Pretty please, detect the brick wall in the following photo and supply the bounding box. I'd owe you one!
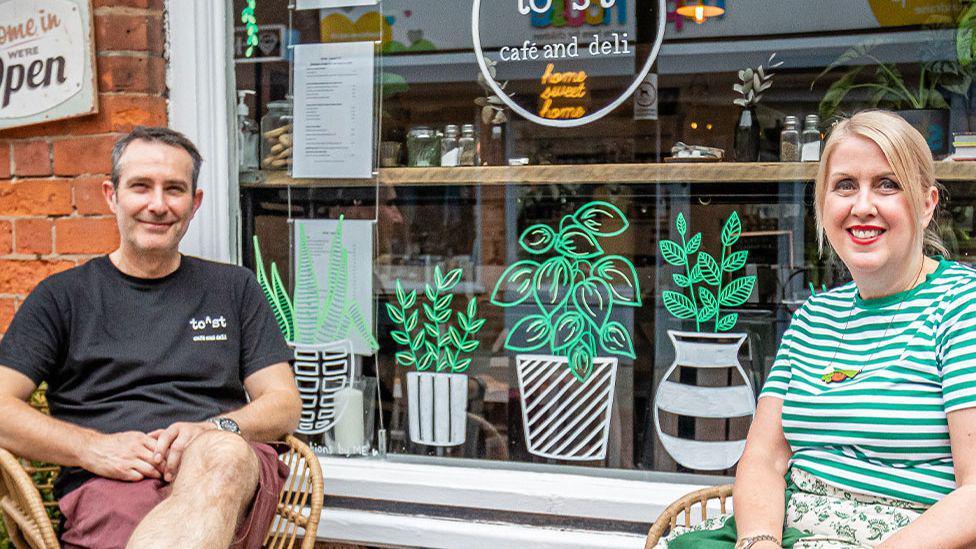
[0,0,167,336]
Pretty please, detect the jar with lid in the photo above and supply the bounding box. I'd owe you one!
[459,124,477,166]
[801,114,822,162]
[780,115,801,162]
[440,124,460,167]
[407,126,440,167]
[260,97,294,170]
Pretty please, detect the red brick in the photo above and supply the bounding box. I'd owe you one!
[53,136,117,176]
[94,13,164,53]
[0,95,167,140]
[0,259,75,295]
[0,143,10,179]
[0,221,11,255]
[12,141,52,177]
[93,0,151,7]
[55,217,119,254]
[97,55,166,94]
[14,219,53,255]
[73,176,113,215]
[0,180,73,216]
[0,297,16,334]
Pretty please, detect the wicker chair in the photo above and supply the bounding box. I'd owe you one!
[644,484,734,549]
[0,434,324,549]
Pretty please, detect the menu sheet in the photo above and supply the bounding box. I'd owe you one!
[293,42,374,179]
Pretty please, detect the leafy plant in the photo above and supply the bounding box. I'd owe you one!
[386,266,486,373]
[734,53,783,108]
[659,211,756,333]
[253,216,379,350]
[476,58,509,125]
[490,201,641,383]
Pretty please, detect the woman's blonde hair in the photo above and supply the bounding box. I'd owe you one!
[814,110,947,257]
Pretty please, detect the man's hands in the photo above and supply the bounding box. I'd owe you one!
[81,431,163,482]
[149,421,218,482]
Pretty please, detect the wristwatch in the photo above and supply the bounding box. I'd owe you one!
[208,416,242,436]
[735,535,779,549]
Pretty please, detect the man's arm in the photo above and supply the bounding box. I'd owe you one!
[0,366,161,481]
[152,362,300,481]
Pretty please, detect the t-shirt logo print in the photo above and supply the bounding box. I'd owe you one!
[189,316,228,342]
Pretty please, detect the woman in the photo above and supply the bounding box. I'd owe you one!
[664,110,976,548]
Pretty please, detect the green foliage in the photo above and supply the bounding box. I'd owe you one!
[386,267,485,373]
[659,212,756,333]
[253,216,379,350]
[491,201,641,382]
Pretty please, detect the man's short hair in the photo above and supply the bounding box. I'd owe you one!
[110,126,203,191]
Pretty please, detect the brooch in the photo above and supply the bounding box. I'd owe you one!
[821,369,859,384]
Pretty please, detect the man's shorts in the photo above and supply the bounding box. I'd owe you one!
[57,442,288,549]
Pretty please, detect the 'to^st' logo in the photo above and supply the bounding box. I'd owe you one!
[189,316,227,330]
[518,0,616,14]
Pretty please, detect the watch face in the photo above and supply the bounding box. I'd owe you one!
[214,417,240,434]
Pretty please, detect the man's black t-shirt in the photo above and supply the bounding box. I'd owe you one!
[0,255,292,497]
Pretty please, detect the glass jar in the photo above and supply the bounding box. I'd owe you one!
[260,98,293,171]
[801,114,822,162]
[440,124,460,167]
[407,126,440,167]
[780,115,800,162]
[459,124,477,166]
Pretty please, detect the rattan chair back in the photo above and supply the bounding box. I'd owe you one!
[644,484,733,549]
[0,448,59,549]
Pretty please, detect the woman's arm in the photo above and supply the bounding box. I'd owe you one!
[878,407,976,549]
[733,396,793,547]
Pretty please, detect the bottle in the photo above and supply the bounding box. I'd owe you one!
[779,115,800,162]
[236,90,259,171]
[440,124,460,167]
[407,126,439,167]
[801,114,822,162]
[260,98,294,170]
[459,124,477,166]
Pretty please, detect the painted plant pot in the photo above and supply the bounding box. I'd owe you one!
[290,339,354,435]
[516,354,618,461]
[653,330,755,470]
[406,371,468,447]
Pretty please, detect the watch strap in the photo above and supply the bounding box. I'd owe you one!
[735,534,779,549]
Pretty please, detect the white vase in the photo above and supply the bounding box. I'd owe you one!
[290,340,354,435]
[406,371,468,447]
[515,354,618,461]
[653,330,755,470]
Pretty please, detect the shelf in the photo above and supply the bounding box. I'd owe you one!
[243,162,976,188]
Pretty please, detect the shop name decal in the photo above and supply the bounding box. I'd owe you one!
[524,0,628,28]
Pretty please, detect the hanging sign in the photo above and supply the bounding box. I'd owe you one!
[234,24,286,63]
[633,72,657,121]
[472,0,665,128]
[0,0,97,130]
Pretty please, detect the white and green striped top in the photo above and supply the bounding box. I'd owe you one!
[760,258,976,506]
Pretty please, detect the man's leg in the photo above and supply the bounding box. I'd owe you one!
[126,431,260,549]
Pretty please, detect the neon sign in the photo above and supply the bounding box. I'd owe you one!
[539,63,588,119]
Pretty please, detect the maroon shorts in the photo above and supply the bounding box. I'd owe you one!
[58,442,288,549]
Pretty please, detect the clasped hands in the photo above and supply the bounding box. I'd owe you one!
[82,421,217,483]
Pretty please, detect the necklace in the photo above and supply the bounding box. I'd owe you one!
[821,259,927,384]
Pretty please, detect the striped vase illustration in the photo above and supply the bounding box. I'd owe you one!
[406,371,468,447]
[653,330,755,470]
[516,354,618,461]
[291,339,354,435]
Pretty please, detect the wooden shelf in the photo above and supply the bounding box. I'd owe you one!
[243,162,976,188]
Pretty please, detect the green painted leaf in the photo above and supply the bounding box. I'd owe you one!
[467,297,477,319]
[600,321,636,359]
[552,311,586,353]
[470,318,487,332]
[690,263,704,283]
[534,256,574,311]
[405,309,418,332]
[433,265,444,288]
[292,225,320,345]
[675,212,687,237]
[424,324,438,338]
[573,277,614,328]
[716,313,738,332]
[460,340,479,353]
[457,311,470,331]
[395,351,415,367]
[722,250,749,272]
[395,279,407,306]
[685,232,702,255]
[490,260,540,307]
[439,267,463,291]
[403,289,417,310]
[519,224,557,254]
[391,330,410,345]
[436,352,452,372]
[438,332,453,348]
[719,276,757,307]
[411,331,426,352]
[417,352,435,371]
[448,326,462,347]
[697,287,718,322]
[505,314,552,352]
[574,201,629,236]
[721,211,742,247]
[454,357,472,373]
[385,302,403,324]
[662,290,696,320]
[347,302,379,352]
[555,224,604,259]
[435,294,453,311]
[425,285,437,303]
[270,263,294,342]
[673,273,691,288]
[697,252,722,285]
[436,309,451,323]
[659,240,686,266]
[423,303,438,323]
[568,334,597,382]
[592,255,641,306]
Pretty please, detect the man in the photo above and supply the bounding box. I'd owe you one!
[0,126,302,548]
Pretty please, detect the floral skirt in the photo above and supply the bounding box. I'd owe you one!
[656,468,928,548]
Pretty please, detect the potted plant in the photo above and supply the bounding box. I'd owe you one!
[654,211,758,471]
[733,53,782,162]
[491,201,640,461]
[386,266,486,447]
[253,216,379,437]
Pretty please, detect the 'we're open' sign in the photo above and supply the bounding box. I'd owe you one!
[0,0,97,131]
